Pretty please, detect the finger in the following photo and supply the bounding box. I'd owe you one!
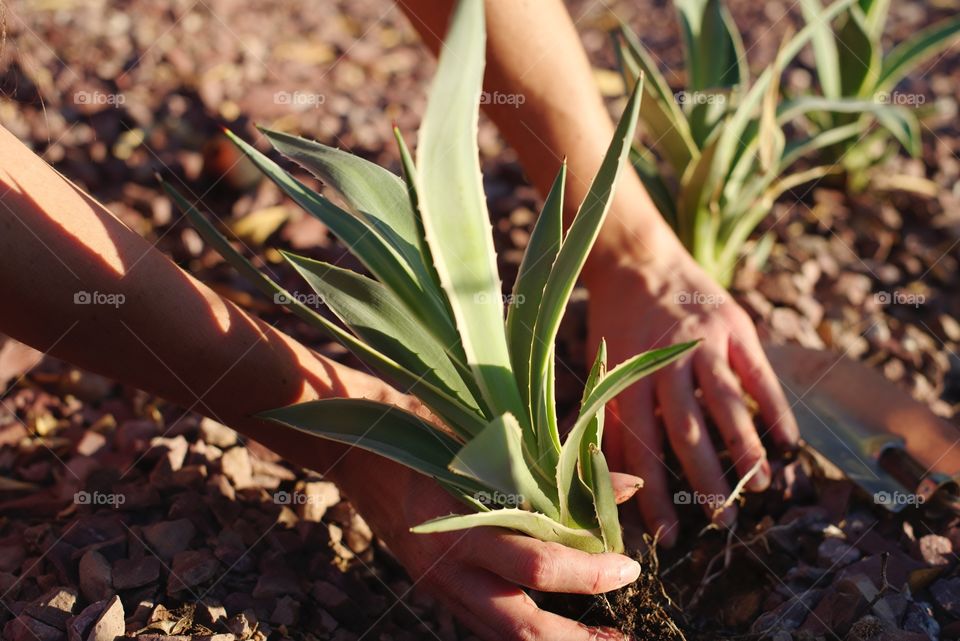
[728,332,800,448]
[441,565,629,641]
[612,381,680,547]
[461,530,641,594]
[656,361,735,527]
[694,347,771,492]
[610,471,644,504]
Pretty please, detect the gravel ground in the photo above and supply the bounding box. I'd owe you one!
[1,0,959,638]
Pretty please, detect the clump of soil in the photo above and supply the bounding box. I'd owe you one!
[599,541,688,641]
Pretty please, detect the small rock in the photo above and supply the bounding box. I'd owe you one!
[270,596,299,626]
[87,595,123,641]
[199,418,238,449]
[918,534,952,566]
[24,586,78,630]
[75,431,108,458]
[112,557,161,590]
[817,538,861,568]
[220,447,253,489]
[297,481,340,522]
[903,600,940,640]
[142,519,195,561]
[147,435,189,471]
[78,550,113,602]
[167,550,220,593]
[196,602,228,627]
[252,569,302,599]
[67,600,107,641]
[3,615,62,641]
[930,576,960,617]
[225,612,254,638]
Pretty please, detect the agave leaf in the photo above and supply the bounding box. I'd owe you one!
[710,0,856,187]
[800,0,841,99]
[779,97,920,155]
[585,444,624,553]
[529,73,644,452]
[557,342,698,523]
[506,163,565,417]
[758,45,786,173]
[675,0,745,141]
[411,509,606,553]
[717,164,836,275]
[858,0,890,39]
[835,8,880,98]
[260,399,487,493]
[578,339,608,489]
[222,130,452,336]
[391,125,480,398]
[614,26,698,174]
[259,128,427,279]
[280,252,483,430]
[262,128,466,354]
[534,346,560,472]
[449,414,559,518]
[877,14,960,92]
[779,120,866,169]
[629,147,677,227]
[415,0,525,423]
[676,135,721,267]
[164,182,487,436]
[675,0,745,91]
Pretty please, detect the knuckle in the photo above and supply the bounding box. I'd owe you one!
[500,616,540,641]
[670,416,703,447]
[521,549,559,588]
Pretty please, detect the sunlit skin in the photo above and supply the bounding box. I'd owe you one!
[0,1,798,639]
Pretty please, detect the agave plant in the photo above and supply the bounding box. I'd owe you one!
[799,0,960,190]
[164,0,695,554]
[612,0,916,286]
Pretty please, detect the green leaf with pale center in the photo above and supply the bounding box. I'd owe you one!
[411,509,606,553]
[415,0,525,424]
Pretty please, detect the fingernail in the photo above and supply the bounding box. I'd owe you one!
[617,559,641,586]
[749,461,771,491]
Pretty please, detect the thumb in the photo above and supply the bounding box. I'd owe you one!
[610,472,644,504]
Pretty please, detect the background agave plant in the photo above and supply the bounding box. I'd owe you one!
[799,0,960,191]
[165,0,695,554]
[612,0,919,286]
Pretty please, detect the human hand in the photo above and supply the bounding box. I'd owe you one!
[333,444,646,641]
[586,250,799,548]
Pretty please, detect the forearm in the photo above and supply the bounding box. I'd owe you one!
[398,0,684,283]
[0,124,402,484]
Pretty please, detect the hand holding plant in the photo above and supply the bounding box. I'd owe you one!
[586,249,799,548]
[168,0,694,557]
